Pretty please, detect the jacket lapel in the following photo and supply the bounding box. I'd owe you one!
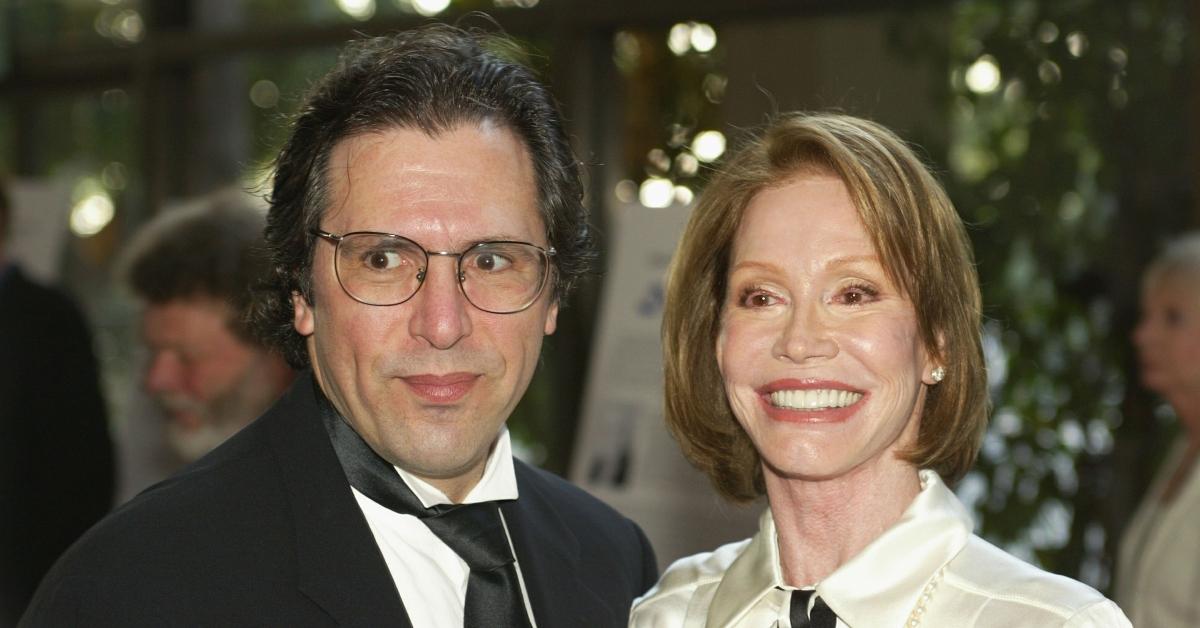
[503,461,618,627]
[266,374,413,627]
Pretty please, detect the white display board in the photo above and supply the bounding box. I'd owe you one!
[6,177,72,283]
[570,202,760,571]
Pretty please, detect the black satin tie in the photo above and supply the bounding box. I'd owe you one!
[789,589,837,628]
[320,395,532,628]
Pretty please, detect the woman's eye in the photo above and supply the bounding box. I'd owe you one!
[838,283,879,305]
[737,288,777,308]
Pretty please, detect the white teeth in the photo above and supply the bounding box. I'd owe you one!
[768,389,863,410]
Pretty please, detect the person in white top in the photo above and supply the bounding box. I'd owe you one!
[1117,233,1200,628]
[632,112,1130,627]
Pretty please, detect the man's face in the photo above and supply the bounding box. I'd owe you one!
[293,123,557,499]
[142,297,289,461]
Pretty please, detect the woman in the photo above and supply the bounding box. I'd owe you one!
[1117,233,1200,628]
[631,112,1129,627]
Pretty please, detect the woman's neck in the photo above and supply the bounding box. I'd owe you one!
[766,459,921,587]
[1166,388,1200,445]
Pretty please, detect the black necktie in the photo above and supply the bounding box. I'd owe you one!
[320,396,532,628]
[789,589,837,628]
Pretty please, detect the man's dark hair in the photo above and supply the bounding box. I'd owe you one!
[249,23,594,369]
[121,192,270,343]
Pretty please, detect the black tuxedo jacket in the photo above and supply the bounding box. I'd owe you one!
[22,374,657,627]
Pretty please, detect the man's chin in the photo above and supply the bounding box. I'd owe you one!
[166,421,240,463]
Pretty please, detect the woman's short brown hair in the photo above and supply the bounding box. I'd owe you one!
[662,112,988,502]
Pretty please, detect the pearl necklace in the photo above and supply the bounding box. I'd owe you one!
[904,567,945,627]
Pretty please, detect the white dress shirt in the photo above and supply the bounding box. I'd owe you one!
[1116,437,1200,628]
[630,470,1130,628]
[351,428,538,628]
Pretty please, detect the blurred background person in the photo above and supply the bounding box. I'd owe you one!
[0,178,114,625]
[632,113,1128,627]
[1117,233,1200,627]
[116,190,295,500]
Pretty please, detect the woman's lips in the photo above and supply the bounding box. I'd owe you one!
[402,373,480,403]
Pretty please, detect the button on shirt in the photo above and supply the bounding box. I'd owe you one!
[351,429,538,628]
[630,470,1130,628]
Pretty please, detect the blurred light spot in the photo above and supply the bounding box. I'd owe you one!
[1059,191,1085,223]
[667,124,691,148]
[412,0,451,16]
[1108,46,1128,70]
[1001,127,1029,159]
[674,185,694,206]
[675,152,699,177]
[1029,499,1071,550]
[1066,31,1089,58]
[691,130,726,162]
[690,23,716,53]
[101,88,129,112]
[647,148,671,173]
[614,179,637,204]
[1002,78,1025,103]
[114,9,144,43]
[70,192,115,237]
[493,0,538,7]
[703,73,727,103]
[965,55,1001,94]
[338,0,376,19]
[101,162,128,190]
[639,177,674,208]
[249,79,280,109]
[667,23,692,56]
[949,144,995,182]
[1060,419,1085,452]
[1037,60,1062,85]
[1036,21,1059,44]
[988,180,1011,201]
[613,31,641,73]
[994,408,1022,436]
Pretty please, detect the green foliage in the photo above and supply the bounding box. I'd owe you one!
[911,0,1193,588]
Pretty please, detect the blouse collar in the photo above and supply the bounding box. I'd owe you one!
[707,470,973,627]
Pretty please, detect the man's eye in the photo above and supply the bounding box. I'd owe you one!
[363,250,405,270]
[472,252,514,272]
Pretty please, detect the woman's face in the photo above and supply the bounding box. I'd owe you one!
[716,173,938,482]
[1133,273,1200,399]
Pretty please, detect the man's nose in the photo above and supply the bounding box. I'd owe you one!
[144,351,183,394]
[407,257,473,349]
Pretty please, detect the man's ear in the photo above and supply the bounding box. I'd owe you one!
[292,291,315,337]
[543,300,559,336]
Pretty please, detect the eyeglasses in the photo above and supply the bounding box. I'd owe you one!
[311,229,556,314]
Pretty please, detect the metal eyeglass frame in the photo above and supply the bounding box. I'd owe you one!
[310,228,556,314]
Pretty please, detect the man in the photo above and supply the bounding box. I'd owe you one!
[0,179,114,624]
[116,193,295,498]
[23,24,657,627]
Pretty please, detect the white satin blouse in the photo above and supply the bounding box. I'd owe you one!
[630,470,1130,628]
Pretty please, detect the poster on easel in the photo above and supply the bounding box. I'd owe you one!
[570,201,760,570]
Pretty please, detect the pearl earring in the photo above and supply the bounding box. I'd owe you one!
[930,366,945,384]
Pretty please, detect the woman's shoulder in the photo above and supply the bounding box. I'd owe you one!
[629,538,752,625]
[939,535,1131,627]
